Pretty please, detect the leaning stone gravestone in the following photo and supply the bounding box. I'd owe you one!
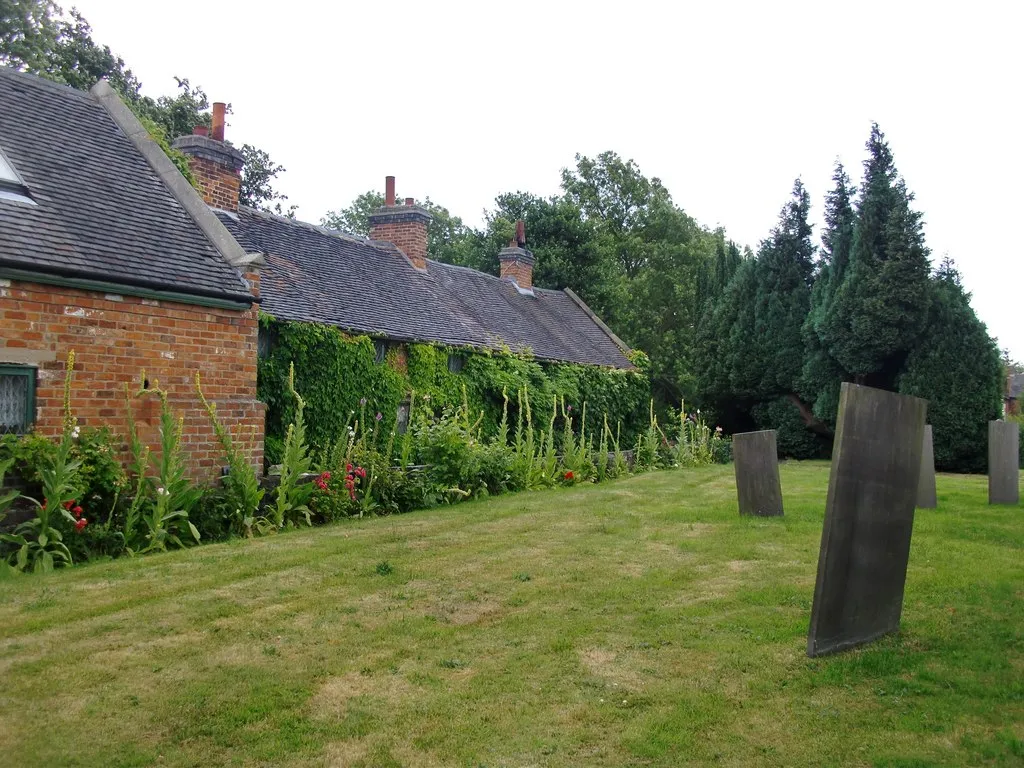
[732,430,783,517]
[917,425,937,509]
[988,420,1019,505]
[807,383,927,657]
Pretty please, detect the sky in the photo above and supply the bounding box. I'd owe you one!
[71,0,1023,358]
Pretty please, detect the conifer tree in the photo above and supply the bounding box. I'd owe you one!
[898,259,1002,472]
[824,124,932,388]
[801,162,856,421]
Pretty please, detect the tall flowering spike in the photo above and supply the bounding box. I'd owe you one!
[287,362,305,410]
[62,349,77,436]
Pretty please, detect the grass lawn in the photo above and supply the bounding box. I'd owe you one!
[0,462,1021,767]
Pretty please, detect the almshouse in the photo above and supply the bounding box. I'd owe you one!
[0,69,264,477]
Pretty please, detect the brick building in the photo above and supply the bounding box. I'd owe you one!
[0,69,264,478]
[166,148,633,373]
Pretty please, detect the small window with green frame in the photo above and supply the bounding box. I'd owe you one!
[0,364,36,435]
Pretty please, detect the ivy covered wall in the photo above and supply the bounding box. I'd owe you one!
[257,316,651,463]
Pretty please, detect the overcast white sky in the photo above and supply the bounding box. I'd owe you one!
[73,0,1022,358]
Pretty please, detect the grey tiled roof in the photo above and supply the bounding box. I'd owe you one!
[217,207,633,368]
[0,67,252,302]
[1008,373,1024,399]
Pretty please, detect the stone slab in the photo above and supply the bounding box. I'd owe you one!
[732,430,783,517]
[808,383,927,657]
[917,425,937,509]
[988,420,1019,505]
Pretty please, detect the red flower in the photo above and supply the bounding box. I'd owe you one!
[63,500,75,510]
[74,518,88,532]
[355,466,367,479]
[314,471,332,491]
[346,463,354,474]
[72,506,83,518]
[564,471,575,481]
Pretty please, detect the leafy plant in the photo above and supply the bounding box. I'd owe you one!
[266,363,313,531]
[0,459,19,526]
[195,372,264,535]
[137,384,201,553]
[1,352,83,573]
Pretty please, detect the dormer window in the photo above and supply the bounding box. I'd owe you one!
[0,146,33,204]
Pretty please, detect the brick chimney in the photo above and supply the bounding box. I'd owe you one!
[498,219,535,291]
[368,176,432,270]
[171,102,244,212]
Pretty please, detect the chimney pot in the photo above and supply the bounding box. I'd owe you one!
[211,102,226,142]
[193,125,209,137]
[368,180,432,270]
[515,219,526,247]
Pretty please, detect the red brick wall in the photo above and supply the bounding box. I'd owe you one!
[0,278,264,481]
[190,156,241,212]
[370,221,429,269]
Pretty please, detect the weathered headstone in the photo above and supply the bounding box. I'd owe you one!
[808,383,927,657]
[988,420,1019,505]
[732,430,783,517]
[917,425,937,509]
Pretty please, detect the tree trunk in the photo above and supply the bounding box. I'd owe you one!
[787,393,833,436]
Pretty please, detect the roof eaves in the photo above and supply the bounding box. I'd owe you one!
[562,287,632,356]
[88,79,252,288]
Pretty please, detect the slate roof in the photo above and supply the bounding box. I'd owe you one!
[1008,373,1024,399]
[216,207,633,368]
[0,67,252,303]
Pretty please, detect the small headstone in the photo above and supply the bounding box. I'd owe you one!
[808,383,927,657]
[732,430,783,517]
[988,420,1019,505]
[917,425,937,509]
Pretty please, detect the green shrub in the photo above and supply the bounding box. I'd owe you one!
[196,372,264,535]
[1,352,84,572]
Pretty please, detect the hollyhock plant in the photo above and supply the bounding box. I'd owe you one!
[314,471,331,492]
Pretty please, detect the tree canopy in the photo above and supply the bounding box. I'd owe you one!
[1,0,292,213]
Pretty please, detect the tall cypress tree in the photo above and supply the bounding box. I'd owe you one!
[898,259,1003,472]
[824,124,932,388]
[801,163,856,421]
[753,179,815,396]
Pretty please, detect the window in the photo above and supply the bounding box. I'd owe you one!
[396,398,411,434]
[257,325,277,359]
[0,365,36,435]
[0,151,17,184]
[0,145,33,204]
[447,353,465,373]
[374,340,388,364]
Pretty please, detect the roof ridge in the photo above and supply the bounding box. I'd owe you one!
[0,67,92,100]
[238,205,378,247]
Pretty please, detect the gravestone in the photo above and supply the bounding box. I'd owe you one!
[917,425,937,509]
[808,383,927,657]
[732,430,783,517]
[988,420,1019,505]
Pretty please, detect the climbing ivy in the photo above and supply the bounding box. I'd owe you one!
[257,316,651,464]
